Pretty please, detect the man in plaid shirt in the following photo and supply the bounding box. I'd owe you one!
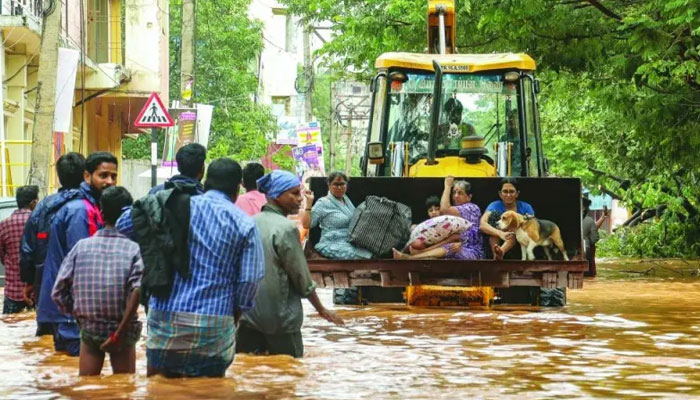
[1,185,39,314]
[52,186,143,376]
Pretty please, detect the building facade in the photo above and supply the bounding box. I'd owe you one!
[0,0,169,194]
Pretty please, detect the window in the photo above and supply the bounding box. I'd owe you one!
[271,96,291,117]
[271,8,296,53]
[88,0,110,63]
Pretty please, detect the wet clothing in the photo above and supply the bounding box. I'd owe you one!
[582,214,599,277]
[80,326,141,354]
[0,208,32,302]
[311,194,372,260]
[240,204,315,342]
[143,189,264,377]
[236,321,303,358]
[20,189,84,336]
[52,228,143,340]
[52,322,81,356]
[442,203,484,260]
[148,174,204,196]
[3,297,28,314]
[127,181,198,301]
[37,182,104,355]
[235,190,267,216]
[485,200,535,216]
[146,309,236,377]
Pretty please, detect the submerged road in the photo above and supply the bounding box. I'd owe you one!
[1,260,699,399]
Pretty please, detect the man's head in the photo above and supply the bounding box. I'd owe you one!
[176,143,207,181]
[242,162,265,192]
[257,170,302,215]
[16,185,39,210]
[204,158,242,201]
[100,186,133,226]
[56,152,86,189]
[84,152,118,194]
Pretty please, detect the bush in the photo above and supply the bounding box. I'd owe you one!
[597,217,700,259]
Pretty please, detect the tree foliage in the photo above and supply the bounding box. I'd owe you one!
[124,0,277,163]
[281,0,700,256]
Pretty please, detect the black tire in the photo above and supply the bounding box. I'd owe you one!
[538,288,566,307]
[333,287,361,305]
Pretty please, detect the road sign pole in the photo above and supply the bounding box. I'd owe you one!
[151,128,158,188]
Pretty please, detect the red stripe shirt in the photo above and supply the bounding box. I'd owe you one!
[0,208,32,301]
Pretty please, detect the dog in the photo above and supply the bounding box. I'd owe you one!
[497,211,569,261]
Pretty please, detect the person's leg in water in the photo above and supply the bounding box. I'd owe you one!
[109,345,136,374]
[79,342,105,376]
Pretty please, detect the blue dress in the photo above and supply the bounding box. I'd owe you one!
[311,195,372,260]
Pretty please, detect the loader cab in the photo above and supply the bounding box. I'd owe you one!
[363,53,546,179]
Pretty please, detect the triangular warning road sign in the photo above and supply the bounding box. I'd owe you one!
[134,92,175,128]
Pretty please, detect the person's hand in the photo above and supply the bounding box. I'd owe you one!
[99,332,121,353]
[499,230,514,241]
[603,206,610,217]
[303,190,314,207]
[318,308,345,326]
[445,176,455,188]
[449,242,461,252]
[23,285,34,307]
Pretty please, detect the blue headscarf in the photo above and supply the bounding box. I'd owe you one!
[256,170,300,199]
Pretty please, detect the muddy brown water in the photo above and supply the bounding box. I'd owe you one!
[2,261,700,399]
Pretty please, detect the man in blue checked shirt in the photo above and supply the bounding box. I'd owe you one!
[118,157,265,378]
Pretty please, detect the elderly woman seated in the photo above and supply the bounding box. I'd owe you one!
[300,171,371,260]
[393,176,484,260]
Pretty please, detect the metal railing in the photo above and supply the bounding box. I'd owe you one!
[1,0,43,19]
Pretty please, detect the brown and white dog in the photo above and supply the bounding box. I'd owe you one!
[497,211,569,261]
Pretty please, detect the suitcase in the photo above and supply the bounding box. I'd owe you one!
[348,195,412,258]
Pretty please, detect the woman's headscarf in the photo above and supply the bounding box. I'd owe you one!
[256,170,300,199]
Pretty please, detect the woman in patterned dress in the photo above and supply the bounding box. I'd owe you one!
[393,176,483,260]
[302,171,372,260]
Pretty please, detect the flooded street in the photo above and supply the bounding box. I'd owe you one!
[2,261,700,399]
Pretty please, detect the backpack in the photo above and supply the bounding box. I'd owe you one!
[348,196,412,258]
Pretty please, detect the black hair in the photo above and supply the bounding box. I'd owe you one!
[100,186,133,225]
[204,157,242,196]
[499,177,519,192]
[56,152,86,189]
[425,195,440,209]
[242,162,265,191]
[327,171,349,186]
[176,143,207,178]
[16,185,39,209]
[85,151,118,174]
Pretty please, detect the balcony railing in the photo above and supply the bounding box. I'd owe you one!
[1,0,43,19]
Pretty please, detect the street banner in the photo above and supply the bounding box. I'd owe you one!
[162,109,197,167]
[276,117,300,145]
[296,121,322,149]
[54,48,79,134]
[293,144,324,182]
[195,103,214,148]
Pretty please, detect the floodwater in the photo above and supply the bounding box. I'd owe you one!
[2,260,700,399]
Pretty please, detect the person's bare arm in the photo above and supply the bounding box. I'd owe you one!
[440,176,460,217]
[100,288,140,352]
[479,210,512,240]
[307,290,344,326]
[300,190,314,229]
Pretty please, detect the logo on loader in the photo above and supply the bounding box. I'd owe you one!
[134,92,174,128]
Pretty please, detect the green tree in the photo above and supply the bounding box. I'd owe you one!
[124,0,277,163]
[281,0,700,256]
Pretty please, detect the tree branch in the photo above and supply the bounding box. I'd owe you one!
[583,0,622,21]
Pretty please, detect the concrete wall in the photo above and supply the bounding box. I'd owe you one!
[121,158,162,199]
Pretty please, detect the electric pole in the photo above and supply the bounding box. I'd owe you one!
[344,109,353,175]
[180,0,195,106]
[29,0,63,196]
[302,26,313,122]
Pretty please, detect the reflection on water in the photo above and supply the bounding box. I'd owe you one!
[2,263,700,399]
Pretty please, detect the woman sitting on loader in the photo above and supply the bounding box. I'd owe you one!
[300,171,372,260]
[393,177,483,260]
